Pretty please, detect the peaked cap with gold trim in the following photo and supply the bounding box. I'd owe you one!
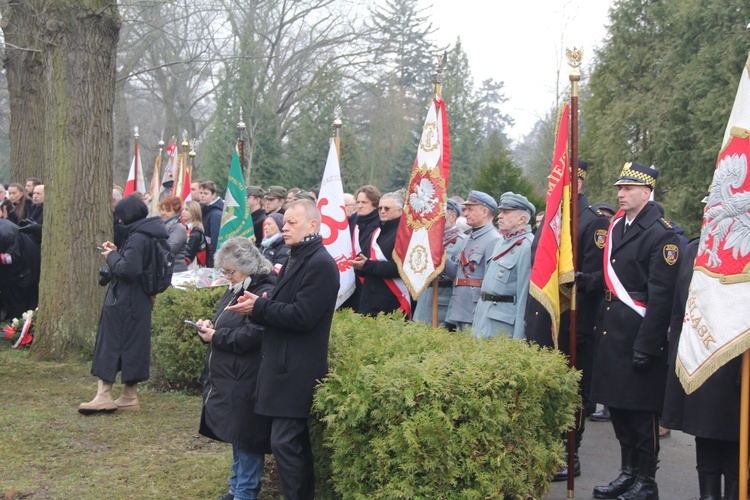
[613,162,657,189]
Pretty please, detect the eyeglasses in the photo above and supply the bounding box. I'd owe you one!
[221,269,237,277]
[378,206,398,212]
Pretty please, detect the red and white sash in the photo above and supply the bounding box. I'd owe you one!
[371,227,412,318]
[603,212,647,317]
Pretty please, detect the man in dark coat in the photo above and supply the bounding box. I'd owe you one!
[0,218,41,321]
[525,161,610,480]
[80,196,169,414]
[247,185,267,247]
[228,199,339,500]
[585,163,680,500]
[199,181,224,267]
[352,192,410,317]
[661,237,741,499]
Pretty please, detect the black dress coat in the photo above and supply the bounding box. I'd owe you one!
[0,219,41,320]
[199,273,275,452]
[252,235,339,419]
[590,202,680,412]
[661,239,741,441]
[91,217,168,384]
[357,217,402,316]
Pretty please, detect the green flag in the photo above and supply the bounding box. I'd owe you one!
[217,146,255,249]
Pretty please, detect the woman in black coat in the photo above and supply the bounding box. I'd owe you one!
[79,195,169,415]
[259,213,289,273]
[196,237,275,500]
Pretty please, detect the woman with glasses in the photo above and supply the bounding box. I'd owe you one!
[195,237,275,500]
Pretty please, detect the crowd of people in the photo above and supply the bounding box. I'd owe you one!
[1,161,738,500]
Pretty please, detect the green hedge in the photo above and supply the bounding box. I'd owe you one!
[312,310,580,499]
[150,286,226,391]
[151,289,580,497]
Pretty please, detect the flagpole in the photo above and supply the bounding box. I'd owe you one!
[133,126,140,192]
[333,105,342,161]
[429,53,447,329]
[238,108,246,180]
[189,139,196,178]
[566,46,583,498]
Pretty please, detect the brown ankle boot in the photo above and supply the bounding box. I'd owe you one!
[78,380,118,415]
[114,383,140,411]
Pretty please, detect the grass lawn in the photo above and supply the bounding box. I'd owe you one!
[0,345,283,499]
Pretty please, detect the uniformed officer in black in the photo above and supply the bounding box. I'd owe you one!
[587,163,680,500]
[525,160,610,481]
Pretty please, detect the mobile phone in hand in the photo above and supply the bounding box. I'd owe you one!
[96,246,106,252]
[184,320,202,331]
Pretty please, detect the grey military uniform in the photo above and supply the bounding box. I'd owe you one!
[444,224,502,326]
[412,230,467,326]
[472,226,533,339]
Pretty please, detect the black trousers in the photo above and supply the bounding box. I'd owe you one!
[696,436,739,480]
[270,417,315,500]
[609,407,660,460]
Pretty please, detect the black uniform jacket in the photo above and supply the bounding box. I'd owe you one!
[591,201,680,412]
[252,235,339,419]
[199,273,275,452]
[661,239,741,441]
[525,194,609,352]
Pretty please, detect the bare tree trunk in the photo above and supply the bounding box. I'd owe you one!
[1,0,46,182]
[32,0,121,360]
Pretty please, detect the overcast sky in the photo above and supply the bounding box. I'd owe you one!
[426,0,614,143]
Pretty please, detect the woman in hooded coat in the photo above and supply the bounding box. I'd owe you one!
[78,195,169,414]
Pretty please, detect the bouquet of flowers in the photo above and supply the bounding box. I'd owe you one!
[3,309,35,348]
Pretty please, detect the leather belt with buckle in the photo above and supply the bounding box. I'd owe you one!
[480,292,516,304]
[454,278,483,287]
[604,290,648,302]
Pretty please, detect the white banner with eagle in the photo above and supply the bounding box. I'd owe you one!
[393,96,451,298]
[676,55,750,394]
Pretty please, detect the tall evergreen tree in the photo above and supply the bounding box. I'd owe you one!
[474,132,543,212]
[441,38,483,197]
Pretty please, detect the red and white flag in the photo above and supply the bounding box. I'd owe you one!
[163,141,177,195]
[676,56,750,394]
[393,95,450,298]
[181,165,192,202]
[317,138,355,308]
[123,141,146,196]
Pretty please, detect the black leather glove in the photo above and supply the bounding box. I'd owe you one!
[632,350,652,372]
[18,219,42,237]
[574,272,587,291]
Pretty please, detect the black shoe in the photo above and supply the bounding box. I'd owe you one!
[552,455,581,482]
[616,475,659,499]
[589,407,611,422]
[593,469,637,499]
[216,493,234,500]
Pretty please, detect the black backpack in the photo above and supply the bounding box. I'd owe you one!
[141,237,175,296]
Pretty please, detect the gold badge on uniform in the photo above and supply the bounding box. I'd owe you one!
[594,229,607,249]
[663,244,679,265]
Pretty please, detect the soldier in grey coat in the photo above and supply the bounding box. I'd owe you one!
[412,198,467,328]
[472,192,535,339]
[443,191,501,330]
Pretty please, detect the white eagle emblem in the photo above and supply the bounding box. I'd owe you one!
[699,152,750,268]
[409,178,438,216]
